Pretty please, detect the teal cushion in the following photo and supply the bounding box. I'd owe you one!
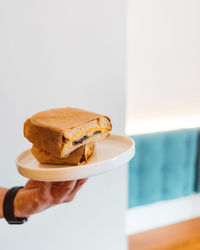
[129,129,199,208]
[195,133,200,192]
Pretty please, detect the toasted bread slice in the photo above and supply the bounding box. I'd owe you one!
[32,142,95,165]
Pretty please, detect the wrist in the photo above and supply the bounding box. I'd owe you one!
[13,188,28,218]
[0,188,9,218]
[3,186,28,224]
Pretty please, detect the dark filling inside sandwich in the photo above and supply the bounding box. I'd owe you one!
[79,154,86,163]
[73,135,89,145]
[71,130,103,146]
[72,130,102,146]
[62,135,68,143]
[93,130,101,135]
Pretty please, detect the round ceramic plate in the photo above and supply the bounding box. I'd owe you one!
[16,135,135,181]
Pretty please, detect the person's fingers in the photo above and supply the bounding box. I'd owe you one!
[64,179,87,203]
[51,180,77,204]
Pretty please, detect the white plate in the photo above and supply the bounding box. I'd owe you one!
[16,135,135,181]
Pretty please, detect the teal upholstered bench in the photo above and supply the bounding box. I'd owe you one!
[128,129,200,208]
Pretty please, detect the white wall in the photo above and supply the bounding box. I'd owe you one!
[0,1,127,249]
[126,0,200,133]
[125,0,200,234]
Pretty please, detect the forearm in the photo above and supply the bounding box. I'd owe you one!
[0,187,9,218]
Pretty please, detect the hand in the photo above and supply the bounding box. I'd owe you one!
[14,179,87,218]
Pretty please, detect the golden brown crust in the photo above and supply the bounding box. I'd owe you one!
[24,107,111,157]
[24,118,63,157]
[31,143,95,165]
[30,107,107,131]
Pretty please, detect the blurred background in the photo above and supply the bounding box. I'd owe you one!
[127,0,200,249]
[0,0,200,250]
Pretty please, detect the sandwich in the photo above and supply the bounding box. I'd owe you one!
[31,142,95,165]
[24,107,112,164]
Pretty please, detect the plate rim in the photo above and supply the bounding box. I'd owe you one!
[16,134,135,181]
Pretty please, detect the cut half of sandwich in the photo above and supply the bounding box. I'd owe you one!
[24,107,112,158]
[31,142,95,165]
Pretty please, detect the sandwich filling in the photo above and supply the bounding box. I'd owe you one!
[62,128,109,156]
[61,118,110,156]
[64,128,108,145]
